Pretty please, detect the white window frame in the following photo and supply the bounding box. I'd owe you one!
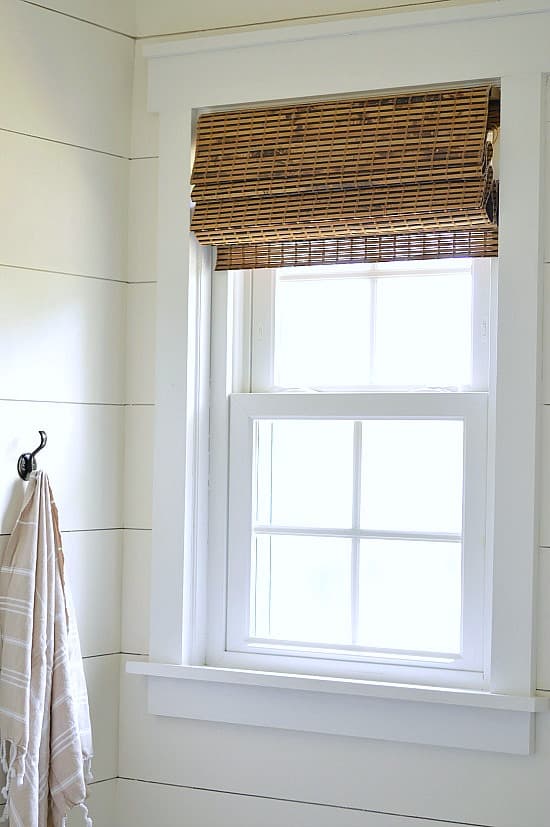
[127,1,550,755]
[222,391,487,687]
[250,260,491,393]
[208,259,491,687]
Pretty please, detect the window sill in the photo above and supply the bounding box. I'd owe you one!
[126,661,548,755]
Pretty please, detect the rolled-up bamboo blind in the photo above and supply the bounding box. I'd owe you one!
[190,85,499,270]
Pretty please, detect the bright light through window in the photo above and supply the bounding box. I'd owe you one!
[251,417,464,656]
[225,258,489,679]
[273,261,474,389]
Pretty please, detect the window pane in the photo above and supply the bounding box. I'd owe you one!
[360,420,463,534]
[255,420,353,528]
[373,273,472,386]
[375,259,471,272]
[252,535,351,644]
[358,539,462,654]
[274,276,372,387]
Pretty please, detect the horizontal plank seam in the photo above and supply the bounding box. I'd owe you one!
[10,393,547,408]
[3,531,153,538]
[4,531,99,537]
[0,398,126,407]
[88,776,118,787]
[0,127,130,160]
[2,527,154,537]
[0,399,152,407]
[134,0,490,41]
[82,652,121,660]
[61,527,124,534]
[116,776,494,827]
[19,0,135,39]
[0,262,131,284]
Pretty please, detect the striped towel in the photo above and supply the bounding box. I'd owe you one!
[0,471,93,826]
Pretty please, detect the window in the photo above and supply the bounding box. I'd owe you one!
[130,15,546,754]
[210,258,492,688]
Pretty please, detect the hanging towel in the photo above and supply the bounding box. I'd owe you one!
[0,471,93,826]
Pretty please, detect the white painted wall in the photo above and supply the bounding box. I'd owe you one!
[0,0,133,823]
[25,0,136,36]
[3,0,549,825]
[134,0,489,37]
[120,6,550,827]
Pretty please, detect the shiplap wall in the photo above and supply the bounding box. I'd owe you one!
[20,0,136,36]
[2,0,538,823]
[119,9,550,827]
[134,0,489,37]
[0,0,133,823]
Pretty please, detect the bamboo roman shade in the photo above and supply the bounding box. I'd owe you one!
[190,85,499,270]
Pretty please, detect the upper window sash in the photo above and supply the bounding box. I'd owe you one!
[249,260,491,394]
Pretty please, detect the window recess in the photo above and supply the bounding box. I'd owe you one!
[197,83,499,688]
[211,254,492,687]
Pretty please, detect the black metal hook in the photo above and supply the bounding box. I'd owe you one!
[17,430,47,481]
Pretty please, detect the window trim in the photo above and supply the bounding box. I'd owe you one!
[128,3,550,754]
[127,659,547,754]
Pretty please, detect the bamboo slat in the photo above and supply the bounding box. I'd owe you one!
[190,84,500,268]
[193,179,496,245]
[215,230,499,270]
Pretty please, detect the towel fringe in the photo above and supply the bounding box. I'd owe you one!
[79,802,93,826]
[0,739,25,823]
[0,740,24,795]
[0,740,7,774]
[84,756,93,784]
